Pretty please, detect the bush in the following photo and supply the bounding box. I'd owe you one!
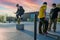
[58,18,60,22]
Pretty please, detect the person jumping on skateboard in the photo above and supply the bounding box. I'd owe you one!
[15,4,25,24]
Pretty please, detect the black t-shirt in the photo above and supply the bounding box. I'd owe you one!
[16,6,25,15]
[50,7,60,19]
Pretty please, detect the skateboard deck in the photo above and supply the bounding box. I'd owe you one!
[17,18,20,24]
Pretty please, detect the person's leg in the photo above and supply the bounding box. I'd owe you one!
[53,18,57,32]
[40,18,46,34]
[16,14,19,19]
[20,15,22,20]
[43,20,48,33]
[48,19,53,31]
[39,19,43,34]
[16,15,20,24]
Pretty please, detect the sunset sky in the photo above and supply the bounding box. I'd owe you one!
[0,0,60,16]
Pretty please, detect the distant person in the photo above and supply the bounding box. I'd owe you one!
[48,3,60,32]
[38,2,48,34]
[16,4,25,20]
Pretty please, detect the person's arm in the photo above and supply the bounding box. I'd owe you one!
[49,9,53,18]
[15,7,19,14]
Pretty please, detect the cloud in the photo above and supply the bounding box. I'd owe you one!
[0,0,40,12]
[0,0,55,16]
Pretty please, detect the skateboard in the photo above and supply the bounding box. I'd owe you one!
[17,18,20,24]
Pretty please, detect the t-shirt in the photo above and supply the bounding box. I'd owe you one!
[38,5,47,18]
[50,7,60,19]
[16,6,25,15]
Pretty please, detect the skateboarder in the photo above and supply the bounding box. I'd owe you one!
[15,4,25,24]
[48,3,60,32]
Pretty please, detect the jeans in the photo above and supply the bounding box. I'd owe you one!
[49,18,57,32]
[39,18,48,33]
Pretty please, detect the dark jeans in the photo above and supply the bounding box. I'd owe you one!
[39,18,48,33]
[16,14,21,19]
[49,18,57,32]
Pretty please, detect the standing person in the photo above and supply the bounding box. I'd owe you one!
[38,2,48,34]
[48,3,60,32]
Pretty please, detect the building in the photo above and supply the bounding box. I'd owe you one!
[22,11,38,21]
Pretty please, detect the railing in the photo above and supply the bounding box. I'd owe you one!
[34,13,37,40]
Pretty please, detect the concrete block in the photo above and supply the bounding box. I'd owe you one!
[16,24,24,30]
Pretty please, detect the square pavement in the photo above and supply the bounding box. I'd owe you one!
[0,22,59,40]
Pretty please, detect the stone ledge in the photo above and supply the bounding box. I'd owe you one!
[16,24,24,30]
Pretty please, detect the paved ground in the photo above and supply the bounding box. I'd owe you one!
[0,22,60,40]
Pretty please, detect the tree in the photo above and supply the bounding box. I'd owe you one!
[57,4,60,8]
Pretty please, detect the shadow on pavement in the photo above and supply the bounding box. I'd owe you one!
[18,30,55,40]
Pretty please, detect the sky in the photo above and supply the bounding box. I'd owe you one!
[0,0,60,16]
